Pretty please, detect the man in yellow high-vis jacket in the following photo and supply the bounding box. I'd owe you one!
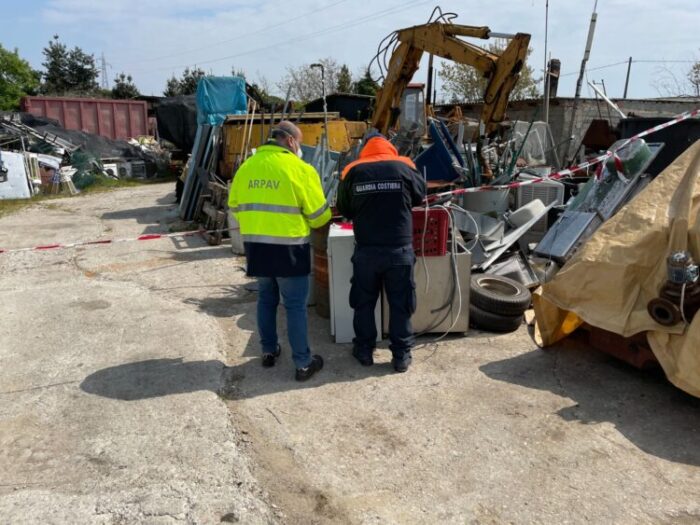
[229,121,331,381]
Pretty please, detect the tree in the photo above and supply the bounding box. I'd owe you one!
[41,36,68,94]
[65,46,99,93]
[231,66,246,79]
[277,57,341,102]
[439,43,539,103]
[353,68,380,96]
[0,45,40,110]
[337,64,353,93]
[162,67,206,96]
[111,73,140,99]
[163,76,180,97]
[688,61,700,97]
[650,51,700,97]
[40,35,99,95]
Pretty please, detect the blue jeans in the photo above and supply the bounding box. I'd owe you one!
[257,275,311,369]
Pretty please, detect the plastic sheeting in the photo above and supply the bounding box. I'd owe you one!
[154,95,197,152]
[195,77,247,126]
[533,139,700,398]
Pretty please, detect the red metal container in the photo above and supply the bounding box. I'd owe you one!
[21,96,148,141]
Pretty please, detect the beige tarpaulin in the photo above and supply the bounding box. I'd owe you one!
[533,139,700,398]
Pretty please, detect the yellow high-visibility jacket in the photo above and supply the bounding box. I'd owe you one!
[229,143,331,277]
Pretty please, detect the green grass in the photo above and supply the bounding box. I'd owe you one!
[80,174,179,194]
[0,198,34,218]
[0,193,72,217]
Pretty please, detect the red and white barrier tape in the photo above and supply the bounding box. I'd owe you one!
[2,109,698,254]
[0,228,230,256]
[427,108,700,202]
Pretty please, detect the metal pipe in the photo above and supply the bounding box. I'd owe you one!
[311,63,329,178]
[587,81,627,118]
[488,31,516,39]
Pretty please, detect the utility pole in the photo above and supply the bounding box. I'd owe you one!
[563,0,598,166]
[623,57,632,99]
[543,0,550,125]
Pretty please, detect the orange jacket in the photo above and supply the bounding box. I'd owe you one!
[341,137,416,180]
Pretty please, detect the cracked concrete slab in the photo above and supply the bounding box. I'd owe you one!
[0,191,276,524]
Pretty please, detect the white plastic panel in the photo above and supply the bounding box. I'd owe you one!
[0,151,32,199]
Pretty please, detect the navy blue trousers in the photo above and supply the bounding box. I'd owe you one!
[350,245,416,360]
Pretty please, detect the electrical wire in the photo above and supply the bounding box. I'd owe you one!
[413,203,465,342]
[431,204,463,341]
[368,5,458,84]
[126,0,434,74]
[558,59,698,78]
[116,0,352,66]
[449,203,481,252]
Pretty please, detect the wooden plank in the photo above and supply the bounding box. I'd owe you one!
[224,112,340,123]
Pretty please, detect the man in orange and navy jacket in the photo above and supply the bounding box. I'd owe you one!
[336,132,426,373]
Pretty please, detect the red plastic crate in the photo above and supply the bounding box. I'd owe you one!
[412,208,449,256]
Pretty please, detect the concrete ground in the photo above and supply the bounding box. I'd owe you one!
[1,183,699,524]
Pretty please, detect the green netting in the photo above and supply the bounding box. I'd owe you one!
[69,150,101,189]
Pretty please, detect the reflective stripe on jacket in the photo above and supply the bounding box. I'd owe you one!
[229,143,331,276]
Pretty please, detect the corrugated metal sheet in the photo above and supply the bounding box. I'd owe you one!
[20,96,148,141]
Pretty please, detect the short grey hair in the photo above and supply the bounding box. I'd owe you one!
[271,120,302,146]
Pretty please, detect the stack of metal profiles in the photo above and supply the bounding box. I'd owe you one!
[179,125,221,221]
[179,76,248,221]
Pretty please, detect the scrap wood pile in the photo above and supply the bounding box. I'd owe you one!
[0,112,170,199]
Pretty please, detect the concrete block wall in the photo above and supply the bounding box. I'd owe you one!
[443,97,700,166]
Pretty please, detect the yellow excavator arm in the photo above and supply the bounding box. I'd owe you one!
[371,22,531,135]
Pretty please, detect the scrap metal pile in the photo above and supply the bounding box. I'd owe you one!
[378,112,671,334]
[0,112,169,199]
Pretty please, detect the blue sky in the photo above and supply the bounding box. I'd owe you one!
[2,0,699,99]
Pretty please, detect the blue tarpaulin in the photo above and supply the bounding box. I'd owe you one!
[195,76,247,126]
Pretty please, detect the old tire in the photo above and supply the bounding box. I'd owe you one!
[469,304,523,333]
[470,274,531,316]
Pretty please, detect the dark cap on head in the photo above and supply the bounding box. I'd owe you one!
[365,129,385,142]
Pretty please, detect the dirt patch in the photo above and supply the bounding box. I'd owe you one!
[228,407,354,525]
[70,300,111,310]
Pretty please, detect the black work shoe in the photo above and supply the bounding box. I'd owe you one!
[352,347,374,366]
[262,345,281,368]
[392,354,412,373]
[295,355,324,382]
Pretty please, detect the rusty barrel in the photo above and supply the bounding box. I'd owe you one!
[312,224,331,318]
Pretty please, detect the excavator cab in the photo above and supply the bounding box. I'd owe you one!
[399,83,427,136]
